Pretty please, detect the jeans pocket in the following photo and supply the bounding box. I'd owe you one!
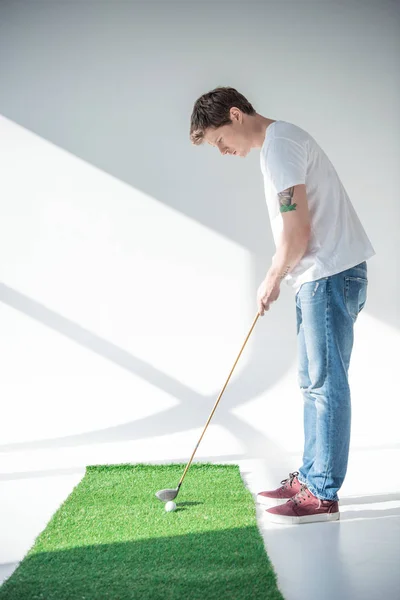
[344,276,368,322]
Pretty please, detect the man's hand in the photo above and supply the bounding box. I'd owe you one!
[257,270,281,316]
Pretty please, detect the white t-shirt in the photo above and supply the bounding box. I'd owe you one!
[260,120,376,294]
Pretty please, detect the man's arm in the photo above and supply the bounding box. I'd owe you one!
[269,183,311,282]
[257,184,311,315]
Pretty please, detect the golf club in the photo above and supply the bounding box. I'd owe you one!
[155,310,261,502]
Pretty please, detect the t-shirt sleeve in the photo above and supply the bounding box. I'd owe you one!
[266,137,307,195]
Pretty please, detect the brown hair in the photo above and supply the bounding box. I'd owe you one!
[189,87,256,146]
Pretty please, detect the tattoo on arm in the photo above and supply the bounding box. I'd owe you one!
[278,187,297,212]
[280,265,291,280]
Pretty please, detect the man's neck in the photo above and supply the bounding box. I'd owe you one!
[251,114,276,149]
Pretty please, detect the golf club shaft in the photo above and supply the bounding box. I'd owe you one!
[178,310,261,488]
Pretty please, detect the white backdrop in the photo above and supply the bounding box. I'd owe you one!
[0,0,399,568]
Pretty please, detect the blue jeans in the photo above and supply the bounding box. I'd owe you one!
[295,261,368,501]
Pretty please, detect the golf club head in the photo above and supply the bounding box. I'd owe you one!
[155,487,179,502]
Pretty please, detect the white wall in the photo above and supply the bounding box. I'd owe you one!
[0,0,399,496]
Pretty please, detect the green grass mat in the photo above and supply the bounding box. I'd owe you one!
[0,463,284,599]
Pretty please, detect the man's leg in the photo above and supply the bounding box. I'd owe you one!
[296,296,317,486]
[296,262,368,501]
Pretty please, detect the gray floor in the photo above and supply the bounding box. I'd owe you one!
[241,459,400,600]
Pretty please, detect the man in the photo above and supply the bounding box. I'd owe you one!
[189,87,375,524]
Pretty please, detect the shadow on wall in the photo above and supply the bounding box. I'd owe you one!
[0,2,397,327]
[0,282,296,464]
[0,3,397,474]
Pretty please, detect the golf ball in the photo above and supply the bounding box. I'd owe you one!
[165,501,177,512]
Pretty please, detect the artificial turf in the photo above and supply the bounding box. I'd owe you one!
[0,463,284,599]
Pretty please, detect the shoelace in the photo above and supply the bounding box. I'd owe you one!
[289,483,312,505]
[280,470,300,489]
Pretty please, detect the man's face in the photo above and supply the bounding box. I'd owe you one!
[204,108,252,157]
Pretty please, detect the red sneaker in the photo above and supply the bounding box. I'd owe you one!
[265,484,340,524]
[257,471,302,507]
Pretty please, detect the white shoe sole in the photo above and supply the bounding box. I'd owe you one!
[256,494,293,507]
[264,511,340,524]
